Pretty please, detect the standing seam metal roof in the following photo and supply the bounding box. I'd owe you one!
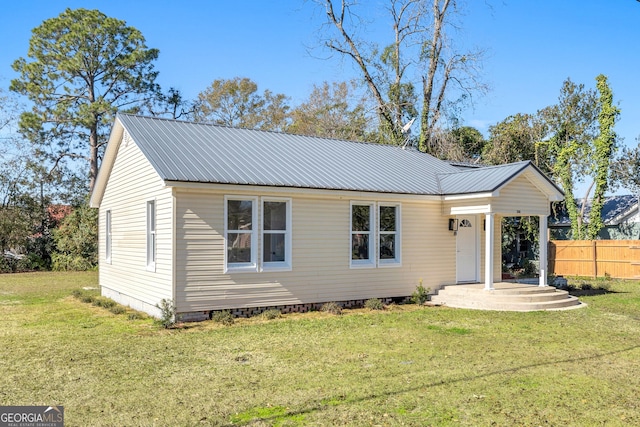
[115,114,555,196]
[437,161,531,195]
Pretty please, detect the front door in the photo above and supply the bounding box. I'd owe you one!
[456,215,478,282]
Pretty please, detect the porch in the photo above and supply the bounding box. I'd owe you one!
[429,281,583,311]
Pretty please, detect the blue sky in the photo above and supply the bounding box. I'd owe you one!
[1,1,639,194]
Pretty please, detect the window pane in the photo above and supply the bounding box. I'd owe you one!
[264,202,286,230]
[352,205,370,231]
[263,233,286,262]
[352,234,370,260]
[151,234,157,262]
[227,200,253,230]
[148,201,155,232]
[106,211,112,260]
[227,232,252,263]
[380,234,396,259]
[379,206,396,231]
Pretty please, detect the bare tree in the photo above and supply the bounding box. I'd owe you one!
[315,0,487,153]
[418,0,487,155]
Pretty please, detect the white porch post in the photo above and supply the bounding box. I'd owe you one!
[484,213,495,291]
[539,214,548,287]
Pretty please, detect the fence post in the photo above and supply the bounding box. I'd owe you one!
[592,240,597,278]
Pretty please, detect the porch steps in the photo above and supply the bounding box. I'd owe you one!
[429,282,583,311]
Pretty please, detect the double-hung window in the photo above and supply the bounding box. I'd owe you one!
[350,202,401,268]
[225,196,291,273]
[225,197,258,272]
[105,210,112,264]
[146,201,156,271]
[379,204,401,266]
[351,202,375,267]
[262,198,292,271]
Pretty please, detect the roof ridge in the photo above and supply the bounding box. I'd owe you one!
[117,112,411,150]
[436,160,531,177]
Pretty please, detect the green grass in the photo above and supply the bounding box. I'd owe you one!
[1,272,640,426]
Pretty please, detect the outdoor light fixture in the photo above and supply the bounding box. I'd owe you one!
[448,218,458,231]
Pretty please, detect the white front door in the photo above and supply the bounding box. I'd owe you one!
[456,215,478,283]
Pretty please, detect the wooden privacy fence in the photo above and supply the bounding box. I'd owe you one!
[549,240,640,279]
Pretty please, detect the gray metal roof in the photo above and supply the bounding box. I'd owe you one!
[437,161,531,195]
[550,195,639,226]
[115,114,557,197]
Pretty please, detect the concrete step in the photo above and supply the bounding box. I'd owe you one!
[429,283,584,312]
[433,291,570,304]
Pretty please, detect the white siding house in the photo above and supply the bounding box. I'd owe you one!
[90,114,564,320]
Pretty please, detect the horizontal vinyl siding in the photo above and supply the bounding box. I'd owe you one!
[493,175,550,215]
[98,133,173,307]
[175,189,457,312]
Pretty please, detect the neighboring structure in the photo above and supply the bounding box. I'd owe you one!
[89,114,564,320]
[549,195,640,240]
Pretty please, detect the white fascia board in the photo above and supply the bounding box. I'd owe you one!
[89,118,124,208]
[450,205,492,215]
[164,180,443,202]
[443,192,497,201]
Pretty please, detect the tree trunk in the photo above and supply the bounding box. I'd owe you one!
[418,0,449,153]
[89,123,98,192]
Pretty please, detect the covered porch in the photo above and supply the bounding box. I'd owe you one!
[438,161,565,294]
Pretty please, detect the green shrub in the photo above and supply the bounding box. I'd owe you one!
[321,302,343,315]
[0,256,12,273]
[211,310,234,326]
[411,280,430,305]
[94,297,116,309]
[73,288,96,304]
[260,308,281,320]
[109,306,126,315]
[81,294,96,304]
[128,312,146,321]
[51,253,97,271]
[522,259,537,277]
[51,200,98,271]
[364,298,384,310]
[155,299,176,328]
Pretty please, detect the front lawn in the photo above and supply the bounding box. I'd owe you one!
[1,272,639,426]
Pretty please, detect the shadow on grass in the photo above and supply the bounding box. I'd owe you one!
[568,288,621,297]
[223,344,640,426]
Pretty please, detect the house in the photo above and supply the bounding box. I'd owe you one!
[89,114,564,320]
[549,195,640,240]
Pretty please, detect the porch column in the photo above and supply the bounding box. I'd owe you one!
[539,214,548,287]
[484,213,495,291]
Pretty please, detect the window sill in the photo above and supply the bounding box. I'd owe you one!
[225,264,259,274]
[378,260,402,268]
[350,260,376,269]
[261,263,292,273]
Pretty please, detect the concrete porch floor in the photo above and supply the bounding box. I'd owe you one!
[429,282,584,312]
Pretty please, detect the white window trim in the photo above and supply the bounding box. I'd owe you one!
[261,197,292,272]
[350,201,376,268]
[224,196,259,273]
[146,200,156,272]
[105,210,112,264]
[378,203,402,268]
